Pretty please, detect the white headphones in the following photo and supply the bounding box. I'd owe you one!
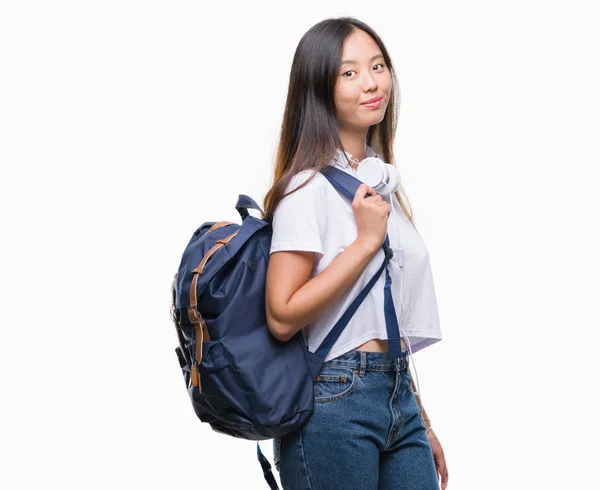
[356,157,402,197]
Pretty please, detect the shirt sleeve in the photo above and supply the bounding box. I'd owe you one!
[269,170,325,266]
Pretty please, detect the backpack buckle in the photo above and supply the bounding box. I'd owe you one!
[188,306,202,324]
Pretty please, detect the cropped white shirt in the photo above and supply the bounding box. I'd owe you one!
[269,145,442,365]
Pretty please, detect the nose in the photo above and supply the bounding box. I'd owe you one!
[362,71,378,92]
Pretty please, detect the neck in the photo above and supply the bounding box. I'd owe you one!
[339,127,368,162]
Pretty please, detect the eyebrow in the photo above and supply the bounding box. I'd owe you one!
[340,54,384,66]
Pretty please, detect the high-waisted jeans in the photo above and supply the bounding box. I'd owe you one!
[273,348,440,490]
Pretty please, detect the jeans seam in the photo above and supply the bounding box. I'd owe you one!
[298,426,313,489]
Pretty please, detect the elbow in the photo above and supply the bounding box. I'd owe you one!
[270,325,292,343]
[266,309,293,342]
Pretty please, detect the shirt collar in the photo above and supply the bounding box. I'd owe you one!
[329,145,381,169]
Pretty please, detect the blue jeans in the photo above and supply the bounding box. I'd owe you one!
[273,349,439,489]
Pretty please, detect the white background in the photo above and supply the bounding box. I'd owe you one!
[1,1,599,488]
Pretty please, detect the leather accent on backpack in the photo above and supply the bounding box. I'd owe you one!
[191,320,205,388]
[186,228,240,330]
[188,313,211,388]
[206,221,234,234]
[194,230,240,275]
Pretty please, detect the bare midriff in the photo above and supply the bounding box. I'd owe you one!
[354,337,406,353]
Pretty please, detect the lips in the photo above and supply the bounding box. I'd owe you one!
[362,97,382,105]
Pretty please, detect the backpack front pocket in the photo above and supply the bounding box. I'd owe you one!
[198,340,253,423]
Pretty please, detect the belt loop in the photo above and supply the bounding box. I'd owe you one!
[359,351,367,377]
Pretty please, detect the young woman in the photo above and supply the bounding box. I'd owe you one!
[263,17,449,490]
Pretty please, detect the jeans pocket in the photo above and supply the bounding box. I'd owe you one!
[313,365,358,403]
[405,371,422,417]
[406,369,417,395]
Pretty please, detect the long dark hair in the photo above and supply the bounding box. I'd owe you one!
[263,16,417,232]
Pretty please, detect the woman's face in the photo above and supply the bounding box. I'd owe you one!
[334,29,392,133]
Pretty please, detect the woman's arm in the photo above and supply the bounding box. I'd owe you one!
[266,237,379,342]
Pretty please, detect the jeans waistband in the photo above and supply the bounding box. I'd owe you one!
[323,348,410,372]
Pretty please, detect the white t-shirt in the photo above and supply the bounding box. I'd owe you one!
[269,145,442,362]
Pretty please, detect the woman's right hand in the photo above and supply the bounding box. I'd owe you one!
[352,183,391,253]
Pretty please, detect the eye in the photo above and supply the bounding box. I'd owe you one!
[342,63,386,78]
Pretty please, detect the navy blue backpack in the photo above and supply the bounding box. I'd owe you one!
[170,166,404,489]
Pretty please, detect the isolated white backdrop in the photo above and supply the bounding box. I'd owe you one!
[1,1,599,488]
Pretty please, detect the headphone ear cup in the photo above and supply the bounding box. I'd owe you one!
[357,157,386,193]
[382,163,401,195]
[357,158,402,196]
